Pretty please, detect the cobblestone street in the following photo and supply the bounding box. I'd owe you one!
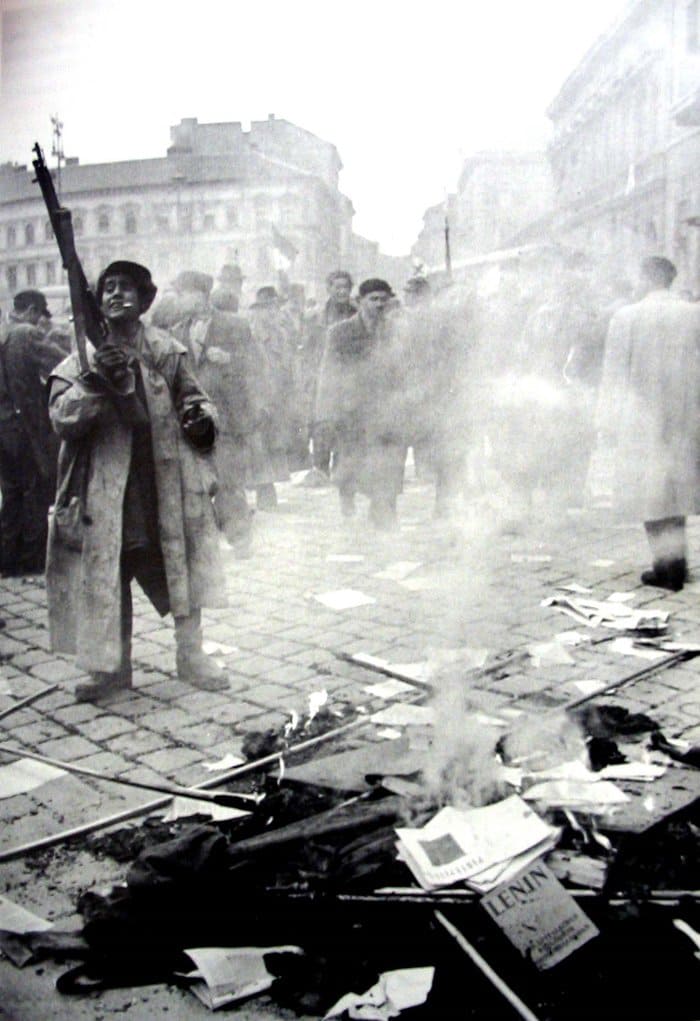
[1,469,699,1018]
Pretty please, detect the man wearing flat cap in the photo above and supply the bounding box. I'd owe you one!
[0,289,66,575]
[46,260,230,702]
[315,278,407,528]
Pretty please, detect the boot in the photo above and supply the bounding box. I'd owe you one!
[175,609,229,691]
[75,666,132,703]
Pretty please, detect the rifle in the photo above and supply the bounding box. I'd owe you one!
[31,142,107,374]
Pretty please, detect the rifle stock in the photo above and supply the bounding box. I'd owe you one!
[31,142,107,373]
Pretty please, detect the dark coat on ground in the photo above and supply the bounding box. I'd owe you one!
[314,312,407,498]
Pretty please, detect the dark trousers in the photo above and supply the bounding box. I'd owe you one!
[0,421,50,572]
[117,548,170,673]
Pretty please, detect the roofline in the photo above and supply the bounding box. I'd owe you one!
[547,0,648,119]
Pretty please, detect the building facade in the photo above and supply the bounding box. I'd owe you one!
[411,153,552,272]
[0,115,358,311]
[546,0,700,289]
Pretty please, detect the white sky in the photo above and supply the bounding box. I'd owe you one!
[0,0,631,254]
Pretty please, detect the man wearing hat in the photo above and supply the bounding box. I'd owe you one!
[46,261,230,702]
[315,278,407,528]
[0,289,66,574]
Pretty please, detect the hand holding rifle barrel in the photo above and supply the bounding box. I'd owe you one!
[31,141,108,375]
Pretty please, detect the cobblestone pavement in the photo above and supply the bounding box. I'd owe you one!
[0,469,699,1018]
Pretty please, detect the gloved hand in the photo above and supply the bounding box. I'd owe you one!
[93,342,131,385]
[182,404,216,450]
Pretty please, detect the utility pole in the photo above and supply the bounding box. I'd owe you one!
[50,114,64,198]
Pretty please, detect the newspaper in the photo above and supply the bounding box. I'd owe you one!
[182,946,302,1010]
[395,795,559,892]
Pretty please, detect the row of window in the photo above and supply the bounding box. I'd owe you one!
[6,260,58,292]
[3,195,313,251]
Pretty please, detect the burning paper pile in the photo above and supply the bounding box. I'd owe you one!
[541,595,669,634]
[395,795,559,893]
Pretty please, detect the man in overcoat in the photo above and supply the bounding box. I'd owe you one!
[315,278,407,529]
[46,261,229,702]
[0,289,66,574]
[595,256,700,590]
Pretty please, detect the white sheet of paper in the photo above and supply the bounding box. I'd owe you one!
[376,727,403,741]
[0,758,66,799]
[371,704,434,727]
[609,638,667,660]
[608,591,636,603]
[511,553,552,563]
[555,630,589,646]
[325,967,435,1020]
[162,796,250,822]
[527,642,575,666]
[557,583,593,594]
[590,559,615,567]
[523,779,629,808]
[399,576,441,592]
[373,561,422,581]
[363,679,418,699]
[201,753,245,772]
[0,894,53,934]
[326,554,366,563]
[313,589,376,610]
[572,679,606,695]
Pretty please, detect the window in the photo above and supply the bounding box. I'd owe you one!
[202,213,216,231]
[226,205,238,228]
[98,212,110,234]
[44,220,53,241]
[125,211,137,235]
[45,261,56,285]
[26,264,37,285]
[6,226,16,248]
[25,223,35,246]
[73,215,84,236]
[6,265,17,291]
[155,214,170,232]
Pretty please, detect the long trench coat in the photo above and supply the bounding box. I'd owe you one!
[315,312,407,498]
[595,289,700,521]
[46,325,227,673]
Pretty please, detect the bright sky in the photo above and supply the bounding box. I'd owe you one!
[0,0,631,254]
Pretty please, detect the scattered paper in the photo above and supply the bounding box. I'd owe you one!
[511,553,552,564]
[371,704,435,727]
[376,727,403,741]
[481,861,598,970]
[0,758,66,799]
[527,642,575,667]
[608,591,636,603]
[326,554,365,563]
[523,779,629,810]
[541,595,669,634]
[398,576,441,592]
[201,753,245,772]
[202,640,238,656]
[0,895,53,934]
[389,662,431,682]
[313,590,377,610]
[325,967,435,1020]
[555,630,589,646]
[182,946,302,1010]
[308,689,328,721]
[557,583,593,595]
[547,851,608,890]
[373,561,422,581]
[396,795,559,892]
[364,679,418,699]
[571,680,606,695]
[608,638,667,660]
[162,796,250,823]
[590,559,615,567]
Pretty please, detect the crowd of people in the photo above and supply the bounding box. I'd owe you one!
[0,246,698,702]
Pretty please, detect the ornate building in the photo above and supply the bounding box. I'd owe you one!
[547,0,700,288]
[0,115,357,309]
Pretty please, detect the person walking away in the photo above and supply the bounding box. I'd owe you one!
[0,289,66,575]
[315,278,407,529]
[595,256,700,591]
[46,261,229,702]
